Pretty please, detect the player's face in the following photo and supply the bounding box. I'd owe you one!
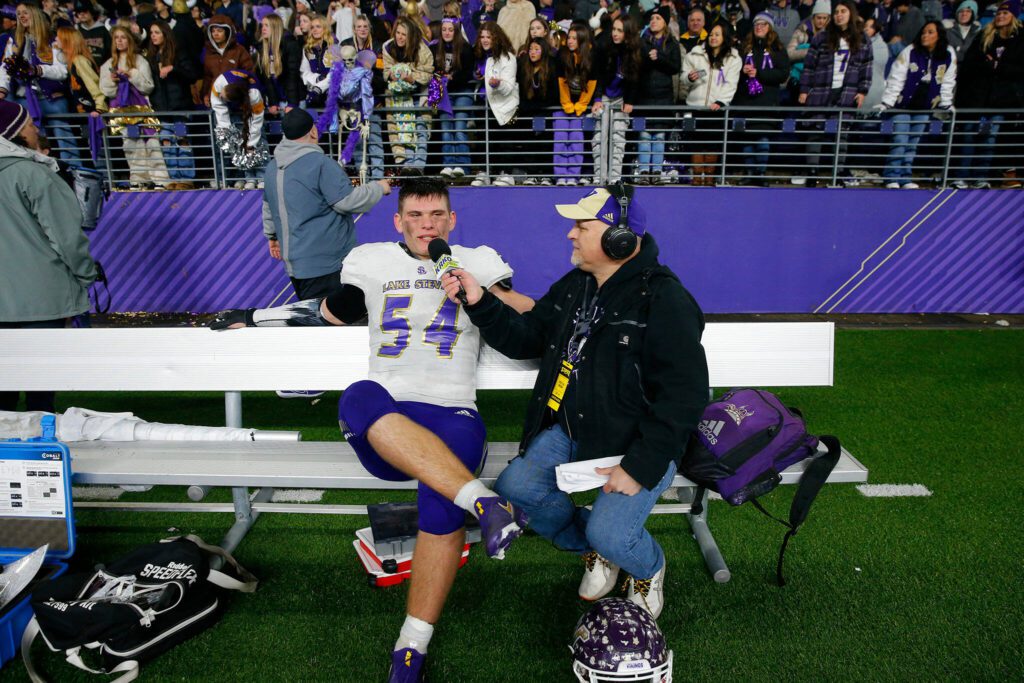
[567,219,609,272]
[394,195,456,258]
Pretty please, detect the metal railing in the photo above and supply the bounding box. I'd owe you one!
[32,104,1023,190]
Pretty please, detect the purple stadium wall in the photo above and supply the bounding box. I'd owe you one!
[89,187,1024,314]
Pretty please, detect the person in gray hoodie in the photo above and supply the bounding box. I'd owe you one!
[262,107,391,300]
[946,0,982,62]
[0,99,97,412]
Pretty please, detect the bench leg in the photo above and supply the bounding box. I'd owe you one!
[686,489,731,583]
[225,391,243,428]
[212,486,274,569]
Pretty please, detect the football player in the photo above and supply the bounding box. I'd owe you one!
[211,177,533,682]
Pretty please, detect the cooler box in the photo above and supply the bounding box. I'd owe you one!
[0,416,75,668]
[354,503,480,587]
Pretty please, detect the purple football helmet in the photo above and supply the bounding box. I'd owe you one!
[570,598,673,682]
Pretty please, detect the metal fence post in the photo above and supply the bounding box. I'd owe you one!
[831,110,844,186]
[941,109,957,188]
[484,110,491,179]
[101,113,116,189]
[210,109,224,189]
[720,109,731,186]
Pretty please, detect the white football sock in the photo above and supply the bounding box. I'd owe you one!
[394,615,434,654]
[453,479,493,517]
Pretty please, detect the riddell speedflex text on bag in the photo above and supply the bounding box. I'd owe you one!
[681,389,842,585]
[22,535,256,682]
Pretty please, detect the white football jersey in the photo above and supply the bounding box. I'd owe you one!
[341,242,513,408]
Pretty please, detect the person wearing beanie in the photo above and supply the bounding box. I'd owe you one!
[635,5,679,183]
[260,106,391,300]
[787,0,830,66]
[946,0,981,62]
[951,0,1024,187]
[0,99,97,414]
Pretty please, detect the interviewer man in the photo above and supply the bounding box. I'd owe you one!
[441,185,709,619]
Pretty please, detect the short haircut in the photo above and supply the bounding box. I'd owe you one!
[397,176,451,213]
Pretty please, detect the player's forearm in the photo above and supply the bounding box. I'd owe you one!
[490,286,534,314]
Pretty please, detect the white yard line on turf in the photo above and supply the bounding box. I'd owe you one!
[271,489,325,503]
[72,486,125,500]
[856,484,932,497]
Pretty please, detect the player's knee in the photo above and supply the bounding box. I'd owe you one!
[495,457,530,504]
[338,380,395,437]
[585,517,630,563]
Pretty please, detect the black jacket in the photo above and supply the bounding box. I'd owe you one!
[955,29,1024,108]
[465,234,709,490]
[148,50,200,112]
[254,35,304,108]
[732,39,791,107]
[592,42,640,105]
[638,32,681,105]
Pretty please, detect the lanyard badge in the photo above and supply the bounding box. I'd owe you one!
[547,359,574,411]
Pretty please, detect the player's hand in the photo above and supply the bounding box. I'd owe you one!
[441,268,483,306]
[209,309,255,330]
[596,465,642,496]
[268,239,281,259]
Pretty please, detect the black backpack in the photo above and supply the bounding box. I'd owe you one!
[23,535,257,682]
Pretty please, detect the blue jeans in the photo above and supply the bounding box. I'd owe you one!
[495,424,676,580]
[15,95,75,163]
[439,94,471,167]
[742,137,769,174]
[955,114,1004,180]
[884,113,930,184]
[636,130,665,174]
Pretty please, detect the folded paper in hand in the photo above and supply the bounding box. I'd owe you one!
[555,455,624,493]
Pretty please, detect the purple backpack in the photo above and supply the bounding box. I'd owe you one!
[681,389,841,585]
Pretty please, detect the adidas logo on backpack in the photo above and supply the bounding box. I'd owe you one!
[698,419,725,445]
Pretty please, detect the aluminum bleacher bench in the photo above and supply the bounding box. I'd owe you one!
[0,323,867,582]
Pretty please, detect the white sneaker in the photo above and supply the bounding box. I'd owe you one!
[257,180,265,189]
[540,177,553,185]
[658,171,672,185]
[275,390,325,399]
[450,167,466,177]
[243,180,257,190]
[625,562,666,619]
[523,177,537,185]
[665,169,680,184]
[556,178,568,186]
[470,172,489,187]
[493,174,516,186]
[439,167,455,178]
[791,176,807,186]
[885,182,900,189]
[578,551,620,601]
[973,180,991,189]
[902,182,920,189]
[564,177,578,186]
[232,180,245,189]
[952,180,969,189]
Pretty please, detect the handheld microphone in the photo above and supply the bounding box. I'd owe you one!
[428,238,468,305]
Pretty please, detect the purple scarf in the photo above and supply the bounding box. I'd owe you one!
[745,50,774,97]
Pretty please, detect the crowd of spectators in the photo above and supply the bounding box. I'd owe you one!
[0,0,1021,188]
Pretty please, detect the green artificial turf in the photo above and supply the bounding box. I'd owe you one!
[2,330,1022,681]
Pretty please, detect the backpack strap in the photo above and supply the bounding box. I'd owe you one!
[22,617,140,683]
[162,534,259,593]
[776,435,842,586]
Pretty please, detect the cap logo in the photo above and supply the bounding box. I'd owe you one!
[602,212,615,222]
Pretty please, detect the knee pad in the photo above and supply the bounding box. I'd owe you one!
[337,380,398,438]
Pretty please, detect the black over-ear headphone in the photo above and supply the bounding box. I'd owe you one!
[600,182,639,260]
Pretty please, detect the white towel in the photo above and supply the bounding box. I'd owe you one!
[555,456,624,493]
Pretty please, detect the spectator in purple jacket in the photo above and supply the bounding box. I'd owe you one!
[797,0,873,185]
